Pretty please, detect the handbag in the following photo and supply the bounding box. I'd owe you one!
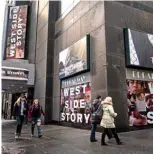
[91,104,103,124]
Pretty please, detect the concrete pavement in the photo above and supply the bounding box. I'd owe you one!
[2,122,153,154]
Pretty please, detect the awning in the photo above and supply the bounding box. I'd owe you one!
[2,60,35,93]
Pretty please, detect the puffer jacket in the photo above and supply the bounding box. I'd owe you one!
[100,101,117,128]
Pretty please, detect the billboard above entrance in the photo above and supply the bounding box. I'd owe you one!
[124,29,153,69]
[59,35,90,79]
[6,5,28,59]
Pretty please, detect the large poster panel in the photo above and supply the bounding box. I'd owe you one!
[59,35,90,79]
[6,5,28,59]
[61,73,91,124]
[127,80,153,126]
[124,29,153,69]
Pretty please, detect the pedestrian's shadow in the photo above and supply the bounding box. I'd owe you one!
[15,137,32,141]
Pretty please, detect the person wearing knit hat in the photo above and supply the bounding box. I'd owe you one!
[100,97,122,145]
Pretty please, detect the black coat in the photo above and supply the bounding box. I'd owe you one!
[13,99,28,116]
[91,99,102,124]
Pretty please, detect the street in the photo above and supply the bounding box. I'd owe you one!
[2,122,153,154]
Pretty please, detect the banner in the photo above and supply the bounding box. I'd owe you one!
[124,29,153,69]
[127,79,153,126]
[6,5,28,59]
[61,74,91,124]
[59,35,90,79]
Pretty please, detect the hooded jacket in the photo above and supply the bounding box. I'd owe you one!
[100,97,117,128]
[91,99,102,124]
[91,99,101,113]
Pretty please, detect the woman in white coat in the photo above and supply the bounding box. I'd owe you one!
[100,97,122,145]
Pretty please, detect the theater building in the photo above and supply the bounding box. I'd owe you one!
[2,0,153,131]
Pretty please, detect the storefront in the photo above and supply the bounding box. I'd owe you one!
[1,65,35,119]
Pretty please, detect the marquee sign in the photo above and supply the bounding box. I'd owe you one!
[2,66,29,81]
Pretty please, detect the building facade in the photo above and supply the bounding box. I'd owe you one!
[2,0,153,131]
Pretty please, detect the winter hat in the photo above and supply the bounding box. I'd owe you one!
[102,96,113,104]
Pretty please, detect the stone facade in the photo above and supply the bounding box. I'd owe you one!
[33,1,153,130]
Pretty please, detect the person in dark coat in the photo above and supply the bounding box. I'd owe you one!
[28,99,45,138]
[13,93,28,139]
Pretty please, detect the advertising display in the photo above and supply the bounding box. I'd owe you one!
[2,67,29,81]
[59,35,90,79]
[126,69,153,127]
[60,73,92,125]
[124,28,153,69]
[6,5,28,59]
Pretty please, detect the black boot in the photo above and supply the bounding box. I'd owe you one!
[18,125,22,137]
[113,133,122,145]
[31,124,35,136]
[101,133,108,146]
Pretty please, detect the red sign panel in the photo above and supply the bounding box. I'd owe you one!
[6,5,28,59]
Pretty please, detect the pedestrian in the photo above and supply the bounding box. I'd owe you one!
[28,99,45,138]
[90,95,112,142]
[13,93,28,139]
[100,97,122,145]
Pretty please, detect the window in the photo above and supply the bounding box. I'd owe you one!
[60,0,80,19]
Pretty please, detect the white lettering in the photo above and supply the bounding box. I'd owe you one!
[147,112,153,124]
[141,72,145,79]
[13,14,17,20]
[132,71,135,78]
[65,101,69,109]
[70,87,74,96]
[8,50,15,57]
[74,100,79,108]
[66,113,70,121]
[82,84,87,93]
[61,113,65,121]
[84,114,90,124]
[64,88,69,97]
[17,29,22,35]
[70,113,76,122]
[80,99,85,108]
[75,86,80,95]
[77,114,82,123]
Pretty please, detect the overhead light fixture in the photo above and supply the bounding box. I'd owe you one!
[11,84,14,86]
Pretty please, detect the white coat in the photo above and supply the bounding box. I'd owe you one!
[100,97,117,128]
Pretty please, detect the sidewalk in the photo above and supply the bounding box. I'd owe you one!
[2,123,153,154]
[2,119,16,125]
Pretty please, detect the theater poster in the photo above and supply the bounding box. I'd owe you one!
[6,5,28,59]
[126,68,153,127]
[60,73,92,125]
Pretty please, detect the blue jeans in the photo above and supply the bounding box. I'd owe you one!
[31,117,41,135]
[16,115,25,135]
[90,123,97,141]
